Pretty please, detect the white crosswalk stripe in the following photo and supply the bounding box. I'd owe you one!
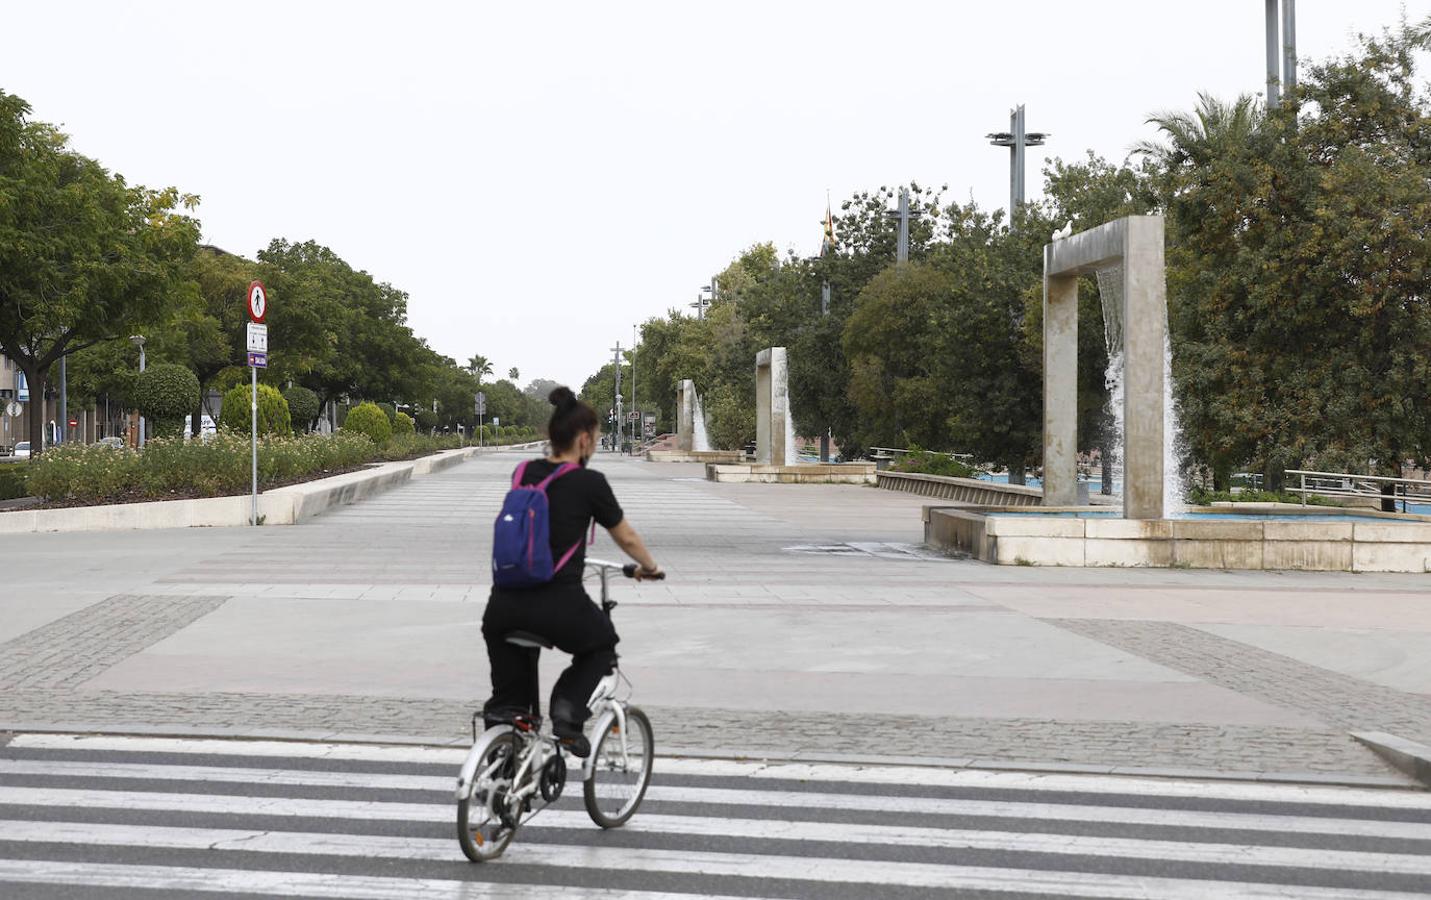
[1,734,1429,899]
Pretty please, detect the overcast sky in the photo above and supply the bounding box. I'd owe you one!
[4,1,1419,388]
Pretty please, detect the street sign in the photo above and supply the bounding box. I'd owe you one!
[67,418,78,428]
[475,392,487,416]
[492,417,500,426]
[247,351,268,368]
[4,401,20,418]
[247,281,268,323]
[246,322,268,353]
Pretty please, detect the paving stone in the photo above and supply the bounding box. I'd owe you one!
[0,594,227,690]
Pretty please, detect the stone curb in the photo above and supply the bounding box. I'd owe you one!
[1351,731,1431,786]
[1,724,1418,790]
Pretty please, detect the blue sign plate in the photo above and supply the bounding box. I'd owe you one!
[247,352,268,368]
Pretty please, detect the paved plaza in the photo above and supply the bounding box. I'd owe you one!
[3,449,1431,782]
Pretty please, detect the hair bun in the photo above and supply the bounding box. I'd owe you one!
[548,386,578,410]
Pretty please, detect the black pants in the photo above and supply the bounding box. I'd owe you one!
[482,582,619,731]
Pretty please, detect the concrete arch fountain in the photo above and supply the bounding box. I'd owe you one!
[925,216,1431,572]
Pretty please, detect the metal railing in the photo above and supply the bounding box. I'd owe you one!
[1287,469,1431,514]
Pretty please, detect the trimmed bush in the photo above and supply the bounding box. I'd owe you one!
[219,383,293,437]
[135,364,201,438]
[392,411,415,435]
[283,385,320,431]
[0,464,30,500]
[342,401,392,446]
[376,402,397,423]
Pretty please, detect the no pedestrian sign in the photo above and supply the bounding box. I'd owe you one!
[247,280,268,323]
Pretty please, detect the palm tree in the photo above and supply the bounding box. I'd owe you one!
[466,355,493,384]
[1133,92,1263,169]
[508,367,520,382]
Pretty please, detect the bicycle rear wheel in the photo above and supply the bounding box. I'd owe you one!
[457,733,519,862]
[582,706,653,828]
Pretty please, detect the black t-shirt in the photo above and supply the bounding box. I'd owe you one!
[518,459,624,584]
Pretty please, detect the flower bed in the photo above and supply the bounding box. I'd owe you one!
[14,429,544,507]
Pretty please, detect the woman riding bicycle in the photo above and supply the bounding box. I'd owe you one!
[482,387,661,757]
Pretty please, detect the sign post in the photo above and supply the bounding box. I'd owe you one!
[246,281,268,526]
[475,392,487,448]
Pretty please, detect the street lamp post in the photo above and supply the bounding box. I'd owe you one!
[129,335,146,449]
[987,105,1048,229]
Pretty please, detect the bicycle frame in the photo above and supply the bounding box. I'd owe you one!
[456,557,635,800]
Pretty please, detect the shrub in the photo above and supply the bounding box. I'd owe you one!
[219,383,292,436]
[0,464,29,500]
[392,411,415,435]
[342,402,392,446]
[376,402,397,423]
[283,386,320,431]
[27,432,384,502]
[27,443,141,501]
[890,447,977,479]
[135,364,200,438]
[1186,487,1338,507]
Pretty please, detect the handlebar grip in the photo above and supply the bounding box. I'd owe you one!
[622,564,666,580]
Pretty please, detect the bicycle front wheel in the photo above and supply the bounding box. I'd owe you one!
[583,706,654,828]
[457,733,518,862]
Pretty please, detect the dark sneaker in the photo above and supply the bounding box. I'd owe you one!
[558,734,591,758]
[553,721,590,758]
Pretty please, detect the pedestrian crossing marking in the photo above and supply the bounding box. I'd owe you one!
[2,734,1429,899]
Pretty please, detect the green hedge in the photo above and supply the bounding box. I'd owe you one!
[379,432,463,460]
[343,402,392,446]
[0,465,28,500]
[219,383,292,436]
[393,411,415,435]
[26,432,377,503]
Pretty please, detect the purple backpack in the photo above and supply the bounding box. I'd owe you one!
[492,461,588,588]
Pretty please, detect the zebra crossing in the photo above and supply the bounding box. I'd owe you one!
[1,733,1429,898]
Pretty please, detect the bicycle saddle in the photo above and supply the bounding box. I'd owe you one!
[504,630,554,649]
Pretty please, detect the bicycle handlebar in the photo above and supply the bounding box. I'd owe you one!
[585,558,665,581]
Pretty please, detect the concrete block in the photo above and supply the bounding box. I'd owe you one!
[1084,518,1172,540]
[992,535,1085,567]
[1263,520,1354,542]
[1353,521,1431,543]
[924,509,986,557]
[1084,538,1172,567]
[984,516,1085,538]
[1351,731,1431,786]
[1170,520,1264,541]
[1353,542,1431,573]
[1262,540,1354,571]
[1173,539,1265,570]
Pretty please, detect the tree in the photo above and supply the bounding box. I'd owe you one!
[1144,23,1431,487]
[467,355,493,383]
[927,206,1045,483]
[0,90,200,455]
[508,367,519,382]
[282,385,320,432]
[842,262,957,450]
[135,363,201,439]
